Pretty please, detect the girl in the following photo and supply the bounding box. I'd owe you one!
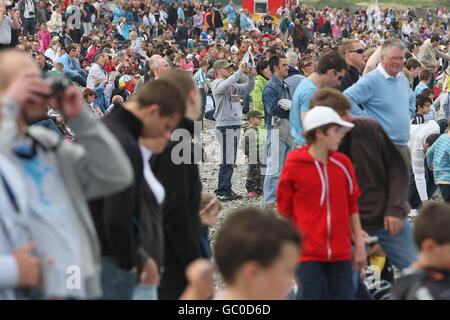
[199,194,222,259]
[38,24,51,52]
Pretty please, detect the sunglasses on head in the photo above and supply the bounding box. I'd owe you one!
[349,49,365,54]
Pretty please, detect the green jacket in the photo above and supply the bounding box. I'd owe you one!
[250,75,268,128]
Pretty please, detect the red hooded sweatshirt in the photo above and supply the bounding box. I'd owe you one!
[277,146,361,263]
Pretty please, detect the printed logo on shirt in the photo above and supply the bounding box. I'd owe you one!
[229,87,239,103]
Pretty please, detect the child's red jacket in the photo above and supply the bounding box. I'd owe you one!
[277,146,361,263]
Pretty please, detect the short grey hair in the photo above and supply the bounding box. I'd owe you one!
[381,38,406,56]
[286,51,299,67]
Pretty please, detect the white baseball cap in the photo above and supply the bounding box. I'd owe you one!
[303,106,354,132]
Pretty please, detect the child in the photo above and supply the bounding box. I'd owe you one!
[391,202,450,300]
[411,95,432,125]
[277,106,366,300]
[426,119,450,202]
[194,59,209,115]
[38,24,51,52]
[214,208,301,300]
[421,88,438,122]
[243,110,264,198]
[414,69,432,96]
[198,194,222,259]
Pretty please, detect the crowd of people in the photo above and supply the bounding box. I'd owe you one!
[1,0,450,301]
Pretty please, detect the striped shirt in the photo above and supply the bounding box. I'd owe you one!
[194,69,207,89]
[426,134,450,184]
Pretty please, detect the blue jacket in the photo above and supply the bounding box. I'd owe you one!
[94,82,110,113]
[56,54,82,77]
[262,75,291,128]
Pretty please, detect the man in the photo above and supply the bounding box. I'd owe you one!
[262,55,291,209]
[211,59,255,201]
[338,39,367,92]
[81,0,96,36]
[36,1,47,26]
[0,1,20,48]
[344,38,416,171]
[31,40,40,54]
[224,1,235,22]
[290,50,348,148]
[67,0,82,44]
[134,56,170,95]
[80,36,91,58]
[284,51,304,94]
[174,19,188,50]
[18,0,36,36]
[418,34,450,88]
[89,79,186,300]
[0,49,133,299]
[56,44,89,87]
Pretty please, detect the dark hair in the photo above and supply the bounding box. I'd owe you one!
[316,50,347,75]
[405,58,421,70]
[415,95,432,111]
[309,88,352,116]
[431,34,440,43]
[426,133,440,147]
[419,69,431,81]
[256,60,270,78]
[303,123,338,145]
[414,202,450,248]
[421,88,434,98]
[215,208,301,284]
[268,54,286,73]
[132,78,186,116]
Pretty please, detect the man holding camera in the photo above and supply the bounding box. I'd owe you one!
[18,0,36,36]
[211,59,255,202]
[0,1,20,48]
[0,49,133,299]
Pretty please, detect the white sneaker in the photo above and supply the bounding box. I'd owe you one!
[408,209,418,218]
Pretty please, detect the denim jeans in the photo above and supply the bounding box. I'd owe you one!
[200,88,207,116]
[132,284,158,300]
[295,260,354,300]
[366,219,418,271]
[263,127,291,205]
[101,257,138,300]
[32,119,65,138]
[204,110,215,121]
[22,18,37,37]
[242,94,250,114]
[215,125,241,195]
[438,119,448,134]
[439,184,450,202]
[407,166,436,209]
[66,71,87,87]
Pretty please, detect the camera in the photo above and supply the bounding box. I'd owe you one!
[40,73,72,98]
[5,0,17,9]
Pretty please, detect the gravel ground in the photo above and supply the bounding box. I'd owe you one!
[199,117,444,287]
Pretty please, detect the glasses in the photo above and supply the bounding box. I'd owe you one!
[333,71,344,81]
[303,62,313,67]
[386,56,405,62]
[349,49,365,54]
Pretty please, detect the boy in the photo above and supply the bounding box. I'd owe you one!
[277,106,366,300]
[421,88,438,122]
[414,69,431,96]
[391,203,450,300]
[214,208,301,300]
[411,95,432,124]
[194,59,209,116]
[426,119,450,202]
[242,110,264,198]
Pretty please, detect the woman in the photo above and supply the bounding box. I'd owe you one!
[87,53,108,89]
[82,88,103,118]
[250,60,271,128]
[44,39,62,64]
[47,4,64,37]
[86,40,102,63]
[299,56,314,77]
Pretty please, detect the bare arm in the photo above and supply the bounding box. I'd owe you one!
[349,214,366,272]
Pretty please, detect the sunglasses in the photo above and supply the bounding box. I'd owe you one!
[349,49,365,54]
[333,71,344,81]
[303,62,312,67]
